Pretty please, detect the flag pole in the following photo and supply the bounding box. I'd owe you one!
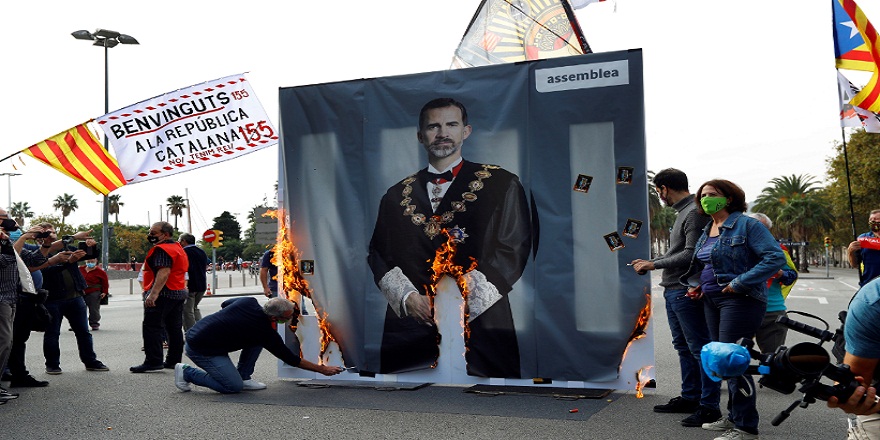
[561,0,592,54]
[840,126,862,281]
[0,151,21,164]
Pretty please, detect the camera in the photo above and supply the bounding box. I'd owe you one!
[701,313,861,426]
[61,235,74,247]
[34,231,51,239]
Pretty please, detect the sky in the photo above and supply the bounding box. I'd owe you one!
[0,0,872,239]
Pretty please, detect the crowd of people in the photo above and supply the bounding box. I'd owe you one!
[2,171,880,439]
[0,217,341,406]
[630,168,880,440]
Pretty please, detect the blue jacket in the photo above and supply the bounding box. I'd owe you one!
[680,211,786,302]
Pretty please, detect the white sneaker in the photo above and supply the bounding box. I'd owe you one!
[242,379,267,390]
[703,418,735,431]
[174,363,191,392]
[714,429,759,440]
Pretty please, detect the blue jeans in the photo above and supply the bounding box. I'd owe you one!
[43,296,99,368]
[664,288,721,409]
[184,342,262,394]
[703,292,767,432]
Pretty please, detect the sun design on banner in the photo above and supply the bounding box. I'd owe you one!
[267,208,340,364]
[427,229,479,366]
[453,0,588,67]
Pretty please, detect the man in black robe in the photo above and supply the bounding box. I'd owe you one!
[368,98,531,378]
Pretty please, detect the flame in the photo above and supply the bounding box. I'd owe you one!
[635,366,654,398]
[619,291,652,368]
[270,208,339,364]
[427,229,478,360]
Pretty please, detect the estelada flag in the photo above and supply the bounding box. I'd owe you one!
[838,0,880,112]
[834,0,875,71]
[23,121,126,195]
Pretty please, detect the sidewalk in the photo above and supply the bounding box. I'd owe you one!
[107,270,263,297]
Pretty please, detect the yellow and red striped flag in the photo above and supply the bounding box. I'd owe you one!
[839,0,880,112]
[23,122,126,195]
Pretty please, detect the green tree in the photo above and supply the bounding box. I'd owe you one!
[752,174,833,270]
[166,195,187,231]
[30,214,73,236]
[108,194,124,223]
[9,201,33,227]
[825,129,880,245]
[211,211,243,261]
[53,193,79,229]
[212,211,242,240]
[114,225,150,263]
[646,170,675,256]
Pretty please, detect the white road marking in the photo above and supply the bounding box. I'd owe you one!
[840,280,860,291]
[787,295,828,304]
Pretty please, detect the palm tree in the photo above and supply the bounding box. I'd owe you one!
[752,174,833,270]
[9,201,33,227]
[53,193,79,229]
[166,195,187,231]
[108,194,124,223]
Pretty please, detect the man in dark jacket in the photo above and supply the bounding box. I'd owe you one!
[178,233,208,331]
[174,297,342,393]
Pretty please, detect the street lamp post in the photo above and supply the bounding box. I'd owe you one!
[0,172,21,209]
[72,29,138,270]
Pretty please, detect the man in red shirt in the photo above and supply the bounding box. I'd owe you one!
[79,258,108,331]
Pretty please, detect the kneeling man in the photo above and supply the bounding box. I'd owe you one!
[174,297,342,393]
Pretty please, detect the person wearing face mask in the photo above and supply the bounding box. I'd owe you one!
[78,258,108,331]
[0,209,49,402]
[630,169,720,428]
[39,223,109,376]
[681,180,786,440]
[848,210,880,286]
[131,221,188,373]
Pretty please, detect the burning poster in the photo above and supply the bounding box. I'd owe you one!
[278,50,652,388]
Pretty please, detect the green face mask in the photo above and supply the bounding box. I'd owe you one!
[701,196,728,215]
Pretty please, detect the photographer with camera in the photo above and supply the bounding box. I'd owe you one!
[827,276,880,439]
[0,208,50,404]
[38,223,109,375]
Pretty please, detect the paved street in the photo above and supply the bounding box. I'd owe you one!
[0,266,860,439]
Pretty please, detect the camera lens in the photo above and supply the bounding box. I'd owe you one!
[778,343,829,377]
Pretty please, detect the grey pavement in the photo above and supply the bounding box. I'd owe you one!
[0,266,859,439]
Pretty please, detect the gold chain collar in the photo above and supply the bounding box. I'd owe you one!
[399,165,498,239]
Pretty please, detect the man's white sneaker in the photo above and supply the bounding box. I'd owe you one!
[174,363,191,392]
[703,418,735,431]
[242,379,267,390]
[714,429,759,440]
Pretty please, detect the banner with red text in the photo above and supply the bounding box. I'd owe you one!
[96,73,277,185]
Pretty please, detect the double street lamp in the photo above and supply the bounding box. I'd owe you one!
[72,29,139,270]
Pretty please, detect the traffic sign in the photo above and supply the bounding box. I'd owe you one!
[203,229,216,243]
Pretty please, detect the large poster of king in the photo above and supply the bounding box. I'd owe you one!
[278,49,653,388]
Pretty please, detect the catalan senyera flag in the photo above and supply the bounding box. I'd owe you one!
[23,122,126,195]
[834,0,874,71]
[838,0,880,112]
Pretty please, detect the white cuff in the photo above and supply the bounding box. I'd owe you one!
[379,267,418,318]
[462,269,501,322]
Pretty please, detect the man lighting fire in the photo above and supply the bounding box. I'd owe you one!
[173,297,342,393]
[367,97,531,378]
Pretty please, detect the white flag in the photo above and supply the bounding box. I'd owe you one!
[838,70,880,133]
[96,73,278,185]
[569,0,605,9]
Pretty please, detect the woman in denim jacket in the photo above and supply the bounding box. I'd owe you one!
[680,179,786,440]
